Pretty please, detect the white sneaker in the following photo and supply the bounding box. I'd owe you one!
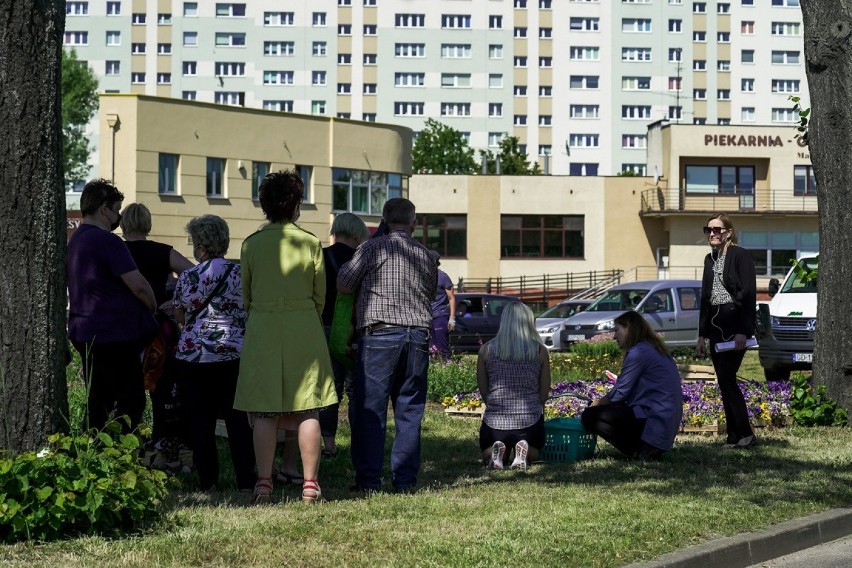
[511,440,529,470]
[489,441,506,469]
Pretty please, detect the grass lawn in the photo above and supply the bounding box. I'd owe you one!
[3,351,846,567]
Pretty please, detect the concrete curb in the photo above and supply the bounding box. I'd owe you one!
[625,507,852,568]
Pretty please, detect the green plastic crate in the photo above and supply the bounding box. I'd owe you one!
[542,417,597,463]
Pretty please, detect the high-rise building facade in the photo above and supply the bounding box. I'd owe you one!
[64,0,808,178]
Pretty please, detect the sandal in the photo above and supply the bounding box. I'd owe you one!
[251,477,273,505]
[302,479,322,503]
[273,468,304,485]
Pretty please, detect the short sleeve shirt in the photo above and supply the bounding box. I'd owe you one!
[173,258,246,363]
[67,224,146,344]
[431,270,454,318]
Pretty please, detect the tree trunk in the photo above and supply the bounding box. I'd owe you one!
[0,2,69,450]
[801,1,852,412]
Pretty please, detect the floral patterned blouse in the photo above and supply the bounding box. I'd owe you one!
[173,258,246,363]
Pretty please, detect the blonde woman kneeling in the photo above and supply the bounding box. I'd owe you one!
[476,302,551,470]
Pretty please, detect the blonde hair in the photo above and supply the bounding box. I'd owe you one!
[120,203,152,236]
[488,302,542,362]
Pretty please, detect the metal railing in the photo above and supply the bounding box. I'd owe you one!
[641,187,818,214]
[457,269,623,304]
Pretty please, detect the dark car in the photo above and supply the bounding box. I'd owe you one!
[450,293,521,352]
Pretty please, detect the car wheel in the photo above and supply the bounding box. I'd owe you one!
[763,368,791,382]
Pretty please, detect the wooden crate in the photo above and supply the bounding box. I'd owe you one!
[681,421,726,435]
[678,364,717,381]
[444,405,485,418]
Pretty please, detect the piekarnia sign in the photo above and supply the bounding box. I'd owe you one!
[704,134,784,147]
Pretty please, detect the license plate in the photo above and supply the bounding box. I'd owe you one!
[793,353,813,363]
[567,334,586,341]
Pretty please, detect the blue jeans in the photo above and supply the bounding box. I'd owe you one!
[350,326,430,490]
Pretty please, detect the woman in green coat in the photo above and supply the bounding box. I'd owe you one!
[235,170,337,503]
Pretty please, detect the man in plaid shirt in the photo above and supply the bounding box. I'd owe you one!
[338,198,438,493]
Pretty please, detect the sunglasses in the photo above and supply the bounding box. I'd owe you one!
[703,226,728,236]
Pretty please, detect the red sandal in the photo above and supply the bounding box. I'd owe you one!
[251,477,273,505]
[302,479,322,503]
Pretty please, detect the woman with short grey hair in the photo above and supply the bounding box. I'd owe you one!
[185,214,231,260]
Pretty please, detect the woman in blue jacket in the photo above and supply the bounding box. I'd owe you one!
[581,310,682,460]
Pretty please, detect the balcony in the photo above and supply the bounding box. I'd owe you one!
[640,187,818,215]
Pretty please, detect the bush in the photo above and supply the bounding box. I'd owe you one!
[790,374,849,427]
[0,421,172,543]
[569,339,621,360]
[428,357,477,402]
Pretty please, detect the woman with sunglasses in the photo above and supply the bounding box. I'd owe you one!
[696,213,758,449]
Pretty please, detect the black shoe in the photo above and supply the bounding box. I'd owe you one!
[734,435,758,449]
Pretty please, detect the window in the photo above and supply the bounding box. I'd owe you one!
[570,17,599,31]
[106,31,121,46]
[693,2,706,13]
[312,71,327,86]
[515,0,527,6]
[772,79,800,93]
[488,132,504,147]
[105,60,120,75]
[183,32,198,47]
[685,165,755,194]
[441,44,472,58]
[718,2,731,12]
[313,42,327,56]
[441,103,471,117]
[772,22,801,36]
[337,113,351,119]
[131,72,145,83]
[157,43,172,54]
[539,86,552,97]
[622,48,652,62]
[215,33,246,47]
[66,2,89,16]
[265,41,295,56]
[337,83,351,94]
[182,91,196,100]
[540,0,552,7]
[212,62,242,77]
[622,105,652,119]
[693,31,706,42]
[364,24,377,35]
[264,12,294,26]
[718,32,731,43]
[669,106,683,120]
[363,54,377,65]
[514,85,528,96]
[216,3,246,17]
[514,115,527,126]
[394,102,425,116]
[332,169,403,215]
[263,71,294,85]
[694,60,706,70]
[413,215,467,258]
[622,134,647,149]
[539,115,552,126]
[157,13,172,25]
[181,61,197,76]
[131,12,145,24]
[669,19,682,33]
[742,50,755,64]
[742,78,755,92]
[693,117,707,125]
[500,215,585,259]
[489,45,503,59]
[539,57,552,67]
[622,76,651,91]
[794,165,817,195]
[206,158,225,197]
[489,74,503,88]
[742,20,755,34]
[718,118,732,125]
[540,28,552,38]
[396,43,426,57]
[489,15,503,29]
[570,75,599,89]
[395,73,424,87]
[693,89,707,100]
[263,100,293,112]
[312,100,327,115]
[214,91,244,106]
[362,113,376,122]
[313,12,327,26]
[718,60,731,71]
[622,18,652,33]
[742,107,756,122]
[669,77,682,91]
[514,56,527,67]
[441,74,471,88]
[669,48,683,62]
[570,47,600,60]
[338,54,352,64]
[569,133,598,147]
[107,2,121,15]
[514,27,528,38]
[364,0,377,5]
[157,73,171,84]
[539,145,552,156]
[718,89,731,100]
[298,165,313,202]
[158,154,178,194]
[442,14,472,29]
[395,14,425,28]
[570,105,600,119]
[772,51,800,64]
[131,43,146,54]
[64,31,88,46]
[772,108,798,122]
[772,0,800,6]
[338,24,352,35]
[742,0,754,4]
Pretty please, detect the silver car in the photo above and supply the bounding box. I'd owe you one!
[536,300,593,351]
[560,279,703,349]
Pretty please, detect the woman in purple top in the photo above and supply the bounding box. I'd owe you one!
[582,310,683,460]
[430,258,456,360]
[173,214,254,491]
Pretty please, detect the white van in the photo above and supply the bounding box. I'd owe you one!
[757,255,817,381]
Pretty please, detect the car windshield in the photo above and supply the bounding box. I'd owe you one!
[586,289,649,312]
[781,259,818,293]
[538,303,585,319]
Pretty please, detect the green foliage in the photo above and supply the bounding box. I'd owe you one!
[0,422,172,543]
[427,357,477,402]
[789,95,810,143]
[790,373,848,427]
[616,170,640,177]
[61,49,99,189]
[791,255,819,284]
[479,135,542,175]
[568,340,621,361]
[412,119,477,175]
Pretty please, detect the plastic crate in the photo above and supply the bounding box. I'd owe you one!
[542,417,597,463]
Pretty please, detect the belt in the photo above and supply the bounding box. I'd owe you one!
[360,323,427,335]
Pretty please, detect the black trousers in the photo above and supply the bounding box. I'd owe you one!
[181,359,256,491]
[581,402,647,458]
[708,304,754,443]
[73,340,146,433]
